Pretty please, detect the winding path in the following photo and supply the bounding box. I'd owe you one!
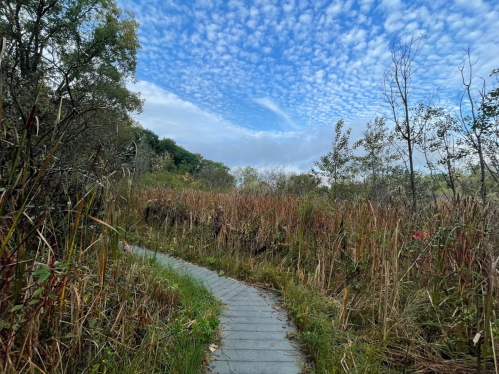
[131,246,305,374]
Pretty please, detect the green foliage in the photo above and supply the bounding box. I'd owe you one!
[158,138,201,172]
[313,119,353,197]
[138,171,187,189]
[232,165,259,190]
[197,159,235,191]
[130,126,234,191]
[283,172,320,196]
[353,117,399,201]
[0,0,142,218]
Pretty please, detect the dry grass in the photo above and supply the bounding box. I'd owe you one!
[0,38,220,374]
[0,151,220,373]
[128,188,499,373]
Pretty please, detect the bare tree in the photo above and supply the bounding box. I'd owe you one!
[383,31,427,213]
[258,166,286,193]
[458,51,494,204]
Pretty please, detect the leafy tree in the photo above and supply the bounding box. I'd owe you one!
[232,166,259,191]
[157,138,201,172]
[0,0,142,184]
[132,126,160,151]
[353,117,399,201]
[285,172,320,196]
[196,159,235,191]
[313,119,353,196]
[420,108,461,202]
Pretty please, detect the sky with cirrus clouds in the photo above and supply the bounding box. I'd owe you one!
[119,0,499,171]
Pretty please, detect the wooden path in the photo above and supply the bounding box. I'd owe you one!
[131,246,305,374]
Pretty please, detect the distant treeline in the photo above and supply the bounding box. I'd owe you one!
[131,126,236,190]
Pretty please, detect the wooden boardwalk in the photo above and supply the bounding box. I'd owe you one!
[131,246,305,374]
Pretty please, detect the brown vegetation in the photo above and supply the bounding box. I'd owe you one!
[130,187,499,373]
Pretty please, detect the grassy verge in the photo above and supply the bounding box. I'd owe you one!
[1,244,220,374]
[76,250,221,374]
[117,251,221,374]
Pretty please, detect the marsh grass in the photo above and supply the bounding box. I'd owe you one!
[0,89,220,373]
[0,172,220,374]
[127,188,499,373]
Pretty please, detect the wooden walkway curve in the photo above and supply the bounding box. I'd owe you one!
[131,246,305,374]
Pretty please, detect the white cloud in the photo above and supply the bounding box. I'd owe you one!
[360,0,375,13]
[299,13,312,23]
[246,19,258,28]
[118,0,499,170]
[129,80,340,169]
[131,80,303,139]
[326,0,342,16]
[254,97,299,129]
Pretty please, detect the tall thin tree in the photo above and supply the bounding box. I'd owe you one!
[382,31,427,213]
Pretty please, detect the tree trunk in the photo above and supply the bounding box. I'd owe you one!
[477,135,487,204]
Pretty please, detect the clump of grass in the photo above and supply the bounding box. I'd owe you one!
[127,188,499,373]
[1,239,220,374]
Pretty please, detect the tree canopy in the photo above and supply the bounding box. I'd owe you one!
[0,0,142,182]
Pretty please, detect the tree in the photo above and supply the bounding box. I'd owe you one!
[196,159,235,191]
[313,119,353,196]
[456,64,499,200]
[285,172,320,196]
[411,106,464,203]
[157,138,201,172]
[482,69,499,187]
[258,166,286,193]
[0,0,142,182]
[232,166,259,191]
[353,117,399,201]
[382,31,427,212]
[456,52,493,203]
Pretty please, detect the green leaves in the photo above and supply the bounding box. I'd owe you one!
[54,261,68,271]
[33,265,51,283]
[32,287,44,297]
[10,305,23,312]
[218,270,225,276]
[313,120,353,189]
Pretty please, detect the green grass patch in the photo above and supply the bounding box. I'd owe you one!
[102,252,222,374]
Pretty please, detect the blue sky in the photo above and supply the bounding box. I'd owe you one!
[119,0,499,171]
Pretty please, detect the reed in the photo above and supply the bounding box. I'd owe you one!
[0,102,220,373]
[128,187,499,373]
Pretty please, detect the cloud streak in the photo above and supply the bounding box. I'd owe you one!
[130,81,299,144]
[129,80,334,170]
[254,97,299,129]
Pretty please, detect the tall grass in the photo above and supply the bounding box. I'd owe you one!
[128,188,499,373]
[0,88,220,372]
